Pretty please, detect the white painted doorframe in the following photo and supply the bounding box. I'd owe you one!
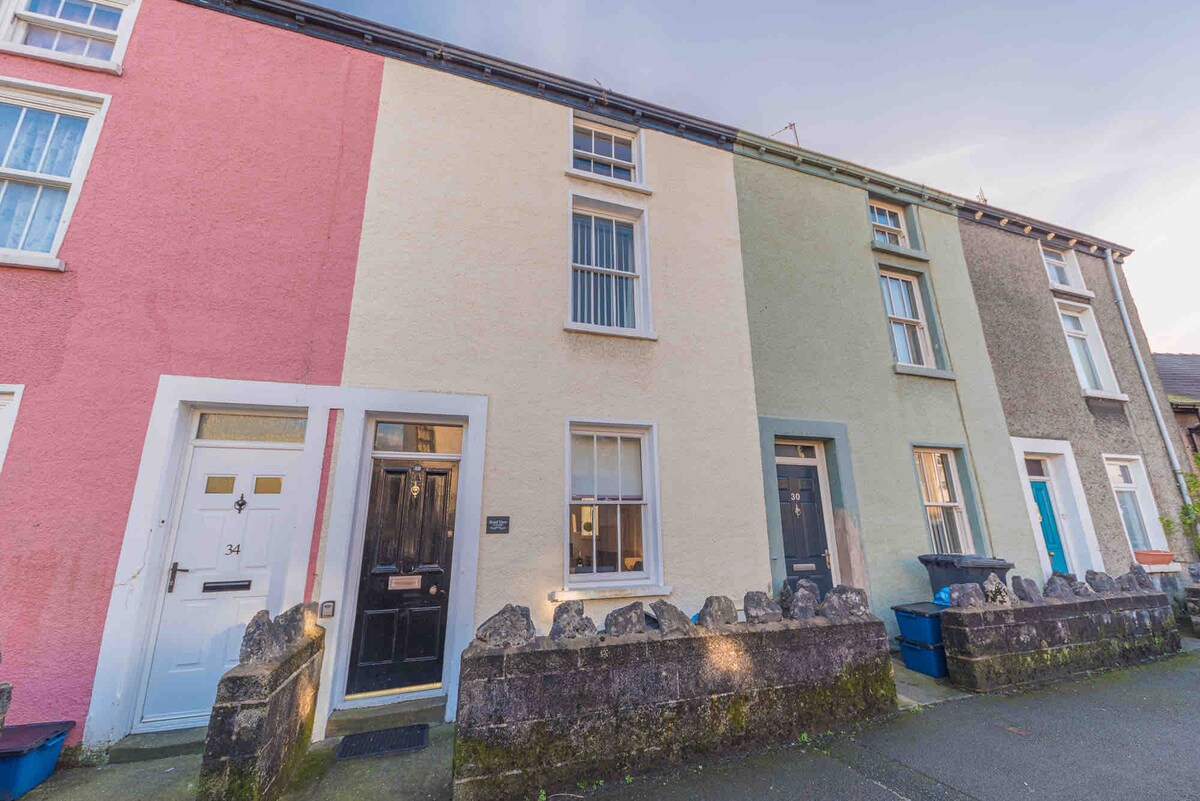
[326,413,466,712]
[84,377,488,750]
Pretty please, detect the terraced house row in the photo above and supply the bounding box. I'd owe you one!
[0,0,1191,757]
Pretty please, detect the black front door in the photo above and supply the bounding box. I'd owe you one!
[776,463,833,595]
[346,458,457,696]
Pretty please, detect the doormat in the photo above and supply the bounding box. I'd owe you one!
[335,724,429,760]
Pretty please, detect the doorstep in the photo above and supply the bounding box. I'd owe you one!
[890,656,969,710]
[107,726,207,764]
[326,696,446,739]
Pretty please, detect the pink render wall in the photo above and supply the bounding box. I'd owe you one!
[0,0,382,739]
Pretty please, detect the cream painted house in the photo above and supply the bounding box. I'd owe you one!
[324,57,771,720]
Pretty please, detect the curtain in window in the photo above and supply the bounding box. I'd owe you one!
[569,432,645,576]
[571,213,637,329]
[1115,490,1151,551]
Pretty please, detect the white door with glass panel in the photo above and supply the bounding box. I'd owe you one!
[138,413,307,730]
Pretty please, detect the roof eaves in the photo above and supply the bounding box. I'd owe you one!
[959,199,1134,263]
[177,0,1135,254]
[733,130,963,212]
[175,0,738,150]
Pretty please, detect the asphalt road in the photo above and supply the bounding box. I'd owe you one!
[31,647,1199,801]
[593,649,1200,801]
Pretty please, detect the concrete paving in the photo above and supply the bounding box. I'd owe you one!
[27,649,1200,801]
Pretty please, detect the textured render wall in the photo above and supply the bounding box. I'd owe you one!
[0,0,383,736]
[958,220,1191,567]
[733,156,1040,628]
[342,61,771,632]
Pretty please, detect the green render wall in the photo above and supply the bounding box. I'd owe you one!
[732,150,1043,627]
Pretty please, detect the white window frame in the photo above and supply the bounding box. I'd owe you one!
[879,268,933,367]
[567,114,646,191]
[0,0,139,74]
[0,76,108,271]
[1102,454,1168,555]
[0,383,24,477]
[913,447,974,554]
[561,419,663,594]
[1056,300,1124,399]
[1040,242,1088,293]
[869,199,909,248]
[565,194,655,340]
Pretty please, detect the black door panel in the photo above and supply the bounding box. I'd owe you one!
[346,459,457,696]
[776,462,834,595]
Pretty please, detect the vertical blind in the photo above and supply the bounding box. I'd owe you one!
[572,212,637,329]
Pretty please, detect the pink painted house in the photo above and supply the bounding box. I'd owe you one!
[0,0,384,750]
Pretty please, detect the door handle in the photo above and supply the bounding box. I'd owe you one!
[823,549,831,569]
[167,561,190,593]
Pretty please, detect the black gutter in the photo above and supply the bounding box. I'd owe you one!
[175,0,738,150]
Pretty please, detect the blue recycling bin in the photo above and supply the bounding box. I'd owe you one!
[896,637,948,678]
[891,602,945,645]
[0,721,73,800]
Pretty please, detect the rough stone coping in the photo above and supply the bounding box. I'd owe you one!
[941,591,1171,622]
[466,612,884,656]
[215,629,325,704]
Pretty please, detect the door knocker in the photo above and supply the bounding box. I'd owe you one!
[234,493,248,514]
[410,464,423,497]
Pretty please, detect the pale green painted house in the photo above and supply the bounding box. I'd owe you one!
[732,131,1043,626]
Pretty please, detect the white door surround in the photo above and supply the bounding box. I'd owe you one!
[1010,437,1104,580]
[83,376,487,749]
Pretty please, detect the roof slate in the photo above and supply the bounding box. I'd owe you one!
[1152,353,1200,405]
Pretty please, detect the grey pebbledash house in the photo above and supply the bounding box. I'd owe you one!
[958,202,1194,586]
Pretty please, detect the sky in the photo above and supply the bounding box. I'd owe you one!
[315,1,1200,352]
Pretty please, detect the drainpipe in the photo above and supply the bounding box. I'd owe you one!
[1103,248,1191,504]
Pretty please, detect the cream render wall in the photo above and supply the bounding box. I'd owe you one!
[734,154,1042,621]
[341,59,771,632]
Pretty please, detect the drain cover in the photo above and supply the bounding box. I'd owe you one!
[335,724,429,760]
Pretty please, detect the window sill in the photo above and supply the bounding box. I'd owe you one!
[871,240,930,262]
[0,40,122,74]
[1082,388,1129,403]
[564,322,658,341]
[0,250,64,271]
[549,583,672,602]
[894,364,956,381]
[1050,284,1096,301]
[564,168,653,195]
[1141,562,1181,575]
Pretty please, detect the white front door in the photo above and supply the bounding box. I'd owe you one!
[138,442,305,729]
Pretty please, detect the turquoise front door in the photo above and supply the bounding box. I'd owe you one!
[1030,480,1068,574]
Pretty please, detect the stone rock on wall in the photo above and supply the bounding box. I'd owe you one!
[198,603,325,801]
[455,588,896,801]
[697,595,737,629]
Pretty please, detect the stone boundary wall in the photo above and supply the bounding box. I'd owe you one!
[454,588,896,801]
[943,568,1180,693]
[198,604,325,801]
